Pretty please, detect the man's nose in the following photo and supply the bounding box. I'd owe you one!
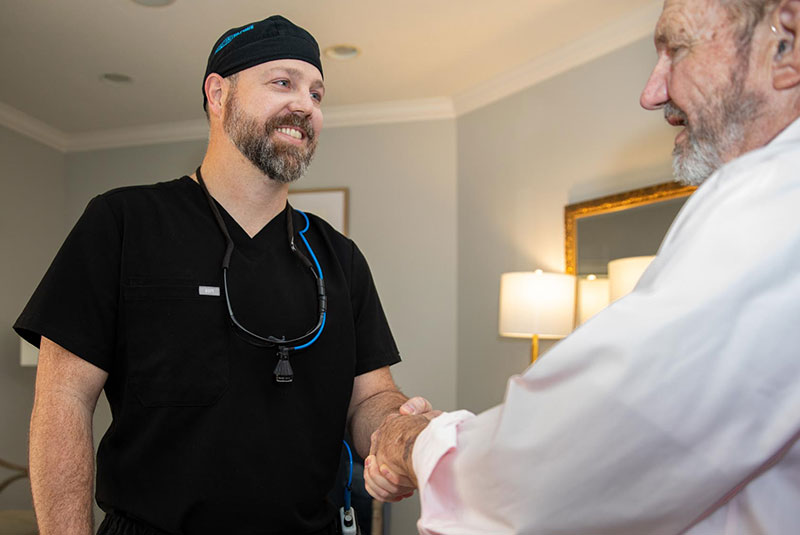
[288,90,315,116]
[640,58,669,110]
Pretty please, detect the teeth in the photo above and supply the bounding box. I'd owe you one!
[276,127,302,139]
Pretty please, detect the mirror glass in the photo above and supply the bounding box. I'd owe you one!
[576,196,686,276]
[564,182,696,324]
[565,182,697,275]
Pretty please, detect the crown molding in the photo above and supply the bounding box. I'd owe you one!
[0,101,69,152]
[0,98,456,153]
[65,119,210,152]
[0,3,659,153]
[324,97,455,128]
[0,106,209,153]
[453,1,662,117]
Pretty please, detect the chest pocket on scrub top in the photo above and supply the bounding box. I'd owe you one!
[123,279,230,407]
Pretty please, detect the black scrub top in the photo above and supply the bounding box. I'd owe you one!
[14,176,401,534]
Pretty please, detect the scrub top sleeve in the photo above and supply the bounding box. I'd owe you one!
[14,194,122,372]
[348,242,401,375]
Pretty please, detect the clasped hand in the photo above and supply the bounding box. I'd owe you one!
[364,397,441,502]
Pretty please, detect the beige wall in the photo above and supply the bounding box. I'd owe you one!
[0,124,65,510]
[455,37,676,413]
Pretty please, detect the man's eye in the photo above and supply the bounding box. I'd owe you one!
[311,92,323,102]
[274,80,290,87]
[669,45,686,56]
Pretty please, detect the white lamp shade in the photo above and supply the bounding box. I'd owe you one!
[20,338,39,366]
[608,255,655,302]
[577,276,610,325]
[499,271,576,339]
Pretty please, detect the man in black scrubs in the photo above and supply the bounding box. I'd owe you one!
[15,16,425,535]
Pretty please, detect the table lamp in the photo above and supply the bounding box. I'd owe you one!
[499,270,575,363]
[608,255,655,302]
[577,274,610,325]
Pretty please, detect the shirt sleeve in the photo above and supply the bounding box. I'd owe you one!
[348,241,401,375]
[412,410,476,534]
[412,156,800,534]
[14,194,122,372]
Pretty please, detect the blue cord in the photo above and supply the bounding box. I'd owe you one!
[296,210,324,280]
[292,212,351,512]
[293,313,326,350]
[291,212,351,513]
[292,210,326,351]
[343,439,354,511]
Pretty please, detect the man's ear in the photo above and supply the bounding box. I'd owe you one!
[204,73,226,118]
[772,0,800,90]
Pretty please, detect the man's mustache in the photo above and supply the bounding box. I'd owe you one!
[263,114,315,142]
[664,102,688,126]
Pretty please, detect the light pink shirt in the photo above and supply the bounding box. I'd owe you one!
[413,118,800,534]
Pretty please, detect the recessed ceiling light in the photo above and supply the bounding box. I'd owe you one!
[131,0,176,7]
[324,45,360,61]
[100,73,134,85]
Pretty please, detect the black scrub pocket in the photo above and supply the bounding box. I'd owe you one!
[123,279,229,407]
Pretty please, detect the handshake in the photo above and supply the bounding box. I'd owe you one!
[363,397,442,502]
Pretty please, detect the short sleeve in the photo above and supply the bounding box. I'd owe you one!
[14,195,122,372]
[348,242,401,375]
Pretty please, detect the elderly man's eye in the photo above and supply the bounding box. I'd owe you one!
[669,45,687,56]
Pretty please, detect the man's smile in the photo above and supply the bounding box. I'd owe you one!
[275,126,305,142]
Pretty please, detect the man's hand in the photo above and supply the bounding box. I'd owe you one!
[398,396,437,417]
[363,397,440,502]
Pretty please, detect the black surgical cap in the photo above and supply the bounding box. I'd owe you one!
[202,15,323,109]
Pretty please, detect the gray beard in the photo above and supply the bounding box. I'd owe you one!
[672,128,727,186]
[669,69,765,186]
[223,94,317,184]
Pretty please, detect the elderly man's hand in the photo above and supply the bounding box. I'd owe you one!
[363,397,441,502]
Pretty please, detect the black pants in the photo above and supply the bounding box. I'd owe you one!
[97,512,340,535]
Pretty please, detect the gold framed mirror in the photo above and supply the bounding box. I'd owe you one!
[565,182,697,276]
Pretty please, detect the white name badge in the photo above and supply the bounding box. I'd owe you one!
[198,286,221,296]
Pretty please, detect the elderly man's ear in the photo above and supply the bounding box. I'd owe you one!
[773,0,800,90]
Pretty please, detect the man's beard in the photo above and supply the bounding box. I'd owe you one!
[223,92,318,184]
[666,67,765,186]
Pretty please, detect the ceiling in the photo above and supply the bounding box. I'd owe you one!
[0,0,662,150]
